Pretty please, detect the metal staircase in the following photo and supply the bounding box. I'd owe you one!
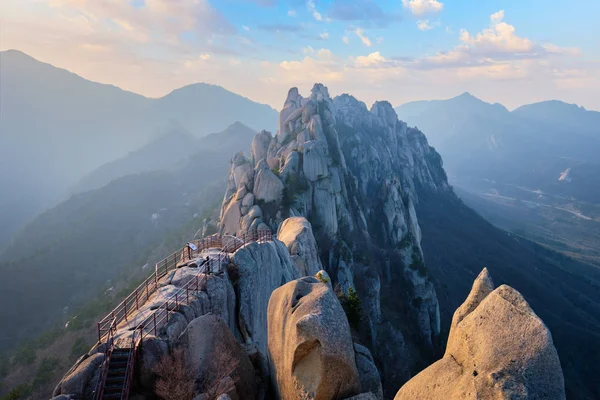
[93,230,273,400]
[95,327,140,400]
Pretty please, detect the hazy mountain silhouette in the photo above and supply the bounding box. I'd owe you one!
[0,122,256,351]
[396,94,600,272]
[70,121,256,194]
[395,93,600,199]
[0,50,278,249]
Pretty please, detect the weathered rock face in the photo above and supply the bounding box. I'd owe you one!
[233,239,300,356]
[394,269,566,400]
[217,83,447,394]
[52,353,104,398]
[267,277,361,400]
[353,343,384,400]
[177,314,257,399]
[277,217,322,276]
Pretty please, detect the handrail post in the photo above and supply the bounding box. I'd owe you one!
[153,313,157,336]
[135,289,139,310]
[124,300,128,321]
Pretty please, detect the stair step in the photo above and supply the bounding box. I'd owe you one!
[103,394,123,399]
[108,368,127,375]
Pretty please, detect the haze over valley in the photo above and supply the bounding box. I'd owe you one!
[1,1,599,399]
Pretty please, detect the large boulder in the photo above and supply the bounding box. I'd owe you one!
[233,240,300,355]
[53,353,104,398]
[394,269,566,400]
[254,159,284,203]
[267,276,361,400]
[251,130,273,166]
[139,335,169,390]
[277,217,322,276]
[176,314,257,399]
[302,141,329,182]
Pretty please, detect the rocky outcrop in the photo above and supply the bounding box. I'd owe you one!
[233,239,300,356]
[217,83,445,393]
[277,217,322,276]
[353,343,383,400]
[267,277,361,400]
[52,353,104,398]
[177,314,257,399]
[394,269,566,400]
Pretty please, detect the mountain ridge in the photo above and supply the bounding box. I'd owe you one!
[0,49,278,249]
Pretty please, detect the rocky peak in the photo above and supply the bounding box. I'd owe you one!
[218,83,449,393]
[395,269,566,400]
[370,100,398,127]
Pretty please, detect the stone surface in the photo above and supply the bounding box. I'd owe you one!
[252,130,273,166]
[254,159,284,204]
[344,394,378,400]
[53,353,104,398]
[394,270,566,400]
[176,314,257,399]
[139,335,169,390]
[353,343,383,400]
[450,267,494,331]
[234,240,300,355]
[277,217,322,276]
[267,277,361,400]
[214,83,452,395]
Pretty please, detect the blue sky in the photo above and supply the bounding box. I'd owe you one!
[2,0,599,110]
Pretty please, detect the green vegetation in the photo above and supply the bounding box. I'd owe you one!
[399,233,413,249]
[282,174,309,210]
[316,272,329,284]
[338,287,362,331]
[33,357,60,387]
[0,383,32,400]
[0,357,60,400]
[409,245,427,277]
[70,337,89,361]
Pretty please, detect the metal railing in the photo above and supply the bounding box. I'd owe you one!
[121,331,141,400]
[138,264,210,340]
[93,318,117,400]
[97,230,273,342]
[92,229,273,400]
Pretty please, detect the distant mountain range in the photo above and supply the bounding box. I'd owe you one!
[0,122,257,351]
[70,121,257,194]
[396,93,600,267]
[395,92,600,195]
[0,50,278,249]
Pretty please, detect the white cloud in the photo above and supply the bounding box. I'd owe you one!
[320,32,330,40]
[307,0,322,21]
[3,2,597,111]
[287,9,296,17]
[376,37,384,44]
[417,20,432,31]
[490,10,504,24]
[355,51,386,66]
[355,28,372,47]
[242,25,250,31]
[457,11,534,54]
[402,0,444,16]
